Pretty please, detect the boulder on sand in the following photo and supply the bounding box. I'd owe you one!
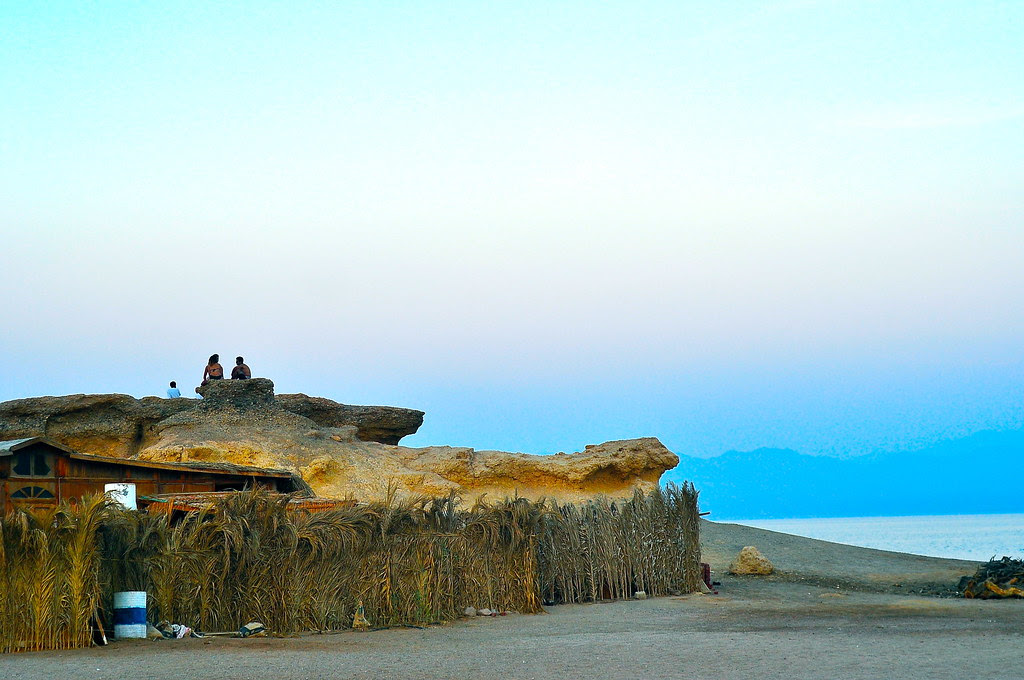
[729,546,775,575]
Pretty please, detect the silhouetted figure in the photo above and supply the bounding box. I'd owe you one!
[231,356,251,380]
[203,354,224,385]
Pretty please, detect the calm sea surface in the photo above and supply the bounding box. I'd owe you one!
[729,513,1024,562]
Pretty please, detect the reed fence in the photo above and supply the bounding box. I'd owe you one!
[1,483,699,653]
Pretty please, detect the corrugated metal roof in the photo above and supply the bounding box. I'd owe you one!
[0,438,37,454]
[0,437,75,456]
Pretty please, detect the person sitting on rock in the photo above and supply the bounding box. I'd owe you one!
[231,356,251,380]
[166,381,181,398]
[203,354,224,384]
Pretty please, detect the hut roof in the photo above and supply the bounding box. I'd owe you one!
[0,437,75,455]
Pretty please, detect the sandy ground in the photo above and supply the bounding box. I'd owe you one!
[699,519,982,595]
[3,521,1021,680]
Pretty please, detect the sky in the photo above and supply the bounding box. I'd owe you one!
[1,1,1022,459]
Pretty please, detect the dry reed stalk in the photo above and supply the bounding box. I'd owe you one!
[2,481,700,652]
[0,496,111,653]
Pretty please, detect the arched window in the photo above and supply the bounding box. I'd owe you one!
[10,486,55,499]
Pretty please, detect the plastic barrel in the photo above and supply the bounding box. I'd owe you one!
[113,591,147,639]
[104,483,137,510]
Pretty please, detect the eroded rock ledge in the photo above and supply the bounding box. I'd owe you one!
[0,380,679,504]
[0,380,423,455]
[276,393,423,445]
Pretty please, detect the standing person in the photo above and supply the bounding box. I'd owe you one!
[166,381,181,398]
[231,356,251,380]
[203,354,224,384]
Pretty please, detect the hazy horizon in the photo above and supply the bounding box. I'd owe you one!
[3,2,1022,460]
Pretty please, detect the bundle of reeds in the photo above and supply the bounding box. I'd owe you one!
[0,494,110,653]
[536,483,701,604]
[95,490,547,633]
[2,481,701,652]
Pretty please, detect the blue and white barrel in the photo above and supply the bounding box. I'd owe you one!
[113,591,147,639]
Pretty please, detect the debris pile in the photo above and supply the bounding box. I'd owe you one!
[959,557,1024,598]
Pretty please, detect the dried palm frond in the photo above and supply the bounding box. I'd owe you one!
[2,481,700,653]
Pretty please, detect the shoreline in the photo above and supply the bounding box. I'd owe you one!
[721,513,1024,562]
[700,519,980,596]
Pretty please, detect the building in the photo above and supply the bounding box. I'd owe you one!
[0,437,307,513]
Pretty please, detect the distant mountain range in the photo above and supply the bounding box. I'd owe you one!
[662,428,1024,519]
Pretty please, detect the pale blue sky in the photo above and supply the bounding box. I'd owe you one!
[2,1,1022,457]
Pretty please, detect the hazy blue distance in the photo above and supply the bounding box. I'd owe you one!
[664,429,1024,519]
[2,2,1022,469]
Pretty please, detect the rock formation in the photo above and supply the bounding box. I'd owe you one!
[276,394,423,445]
[0,393,194,458]
[0,381,423,455]
[0,379,680,505]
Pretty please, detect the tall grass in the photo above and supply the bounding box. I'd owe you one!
[0,495,110,653]
[104,492,551,632]
[1,482,700,653]
[537,483,701,604]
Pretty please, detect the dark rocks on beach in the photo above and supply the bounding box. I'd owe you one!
[959,557,1024,598]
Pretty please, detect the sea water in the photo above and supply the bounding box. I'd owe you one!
[729,513,1024,562]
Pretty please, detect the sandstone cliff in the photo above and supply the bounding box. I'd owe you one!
[0,379,679,504]
[0,393,194,458]
[0,384,422,455]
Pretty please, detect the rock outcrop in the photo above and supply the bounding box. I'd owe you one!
[0,393,194,458]
[0,380,680,505]
[385,439,678,502]
[729,546,775,575]
[276,394,423,445]
[0,382,422,455]
[198,378,277,409]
